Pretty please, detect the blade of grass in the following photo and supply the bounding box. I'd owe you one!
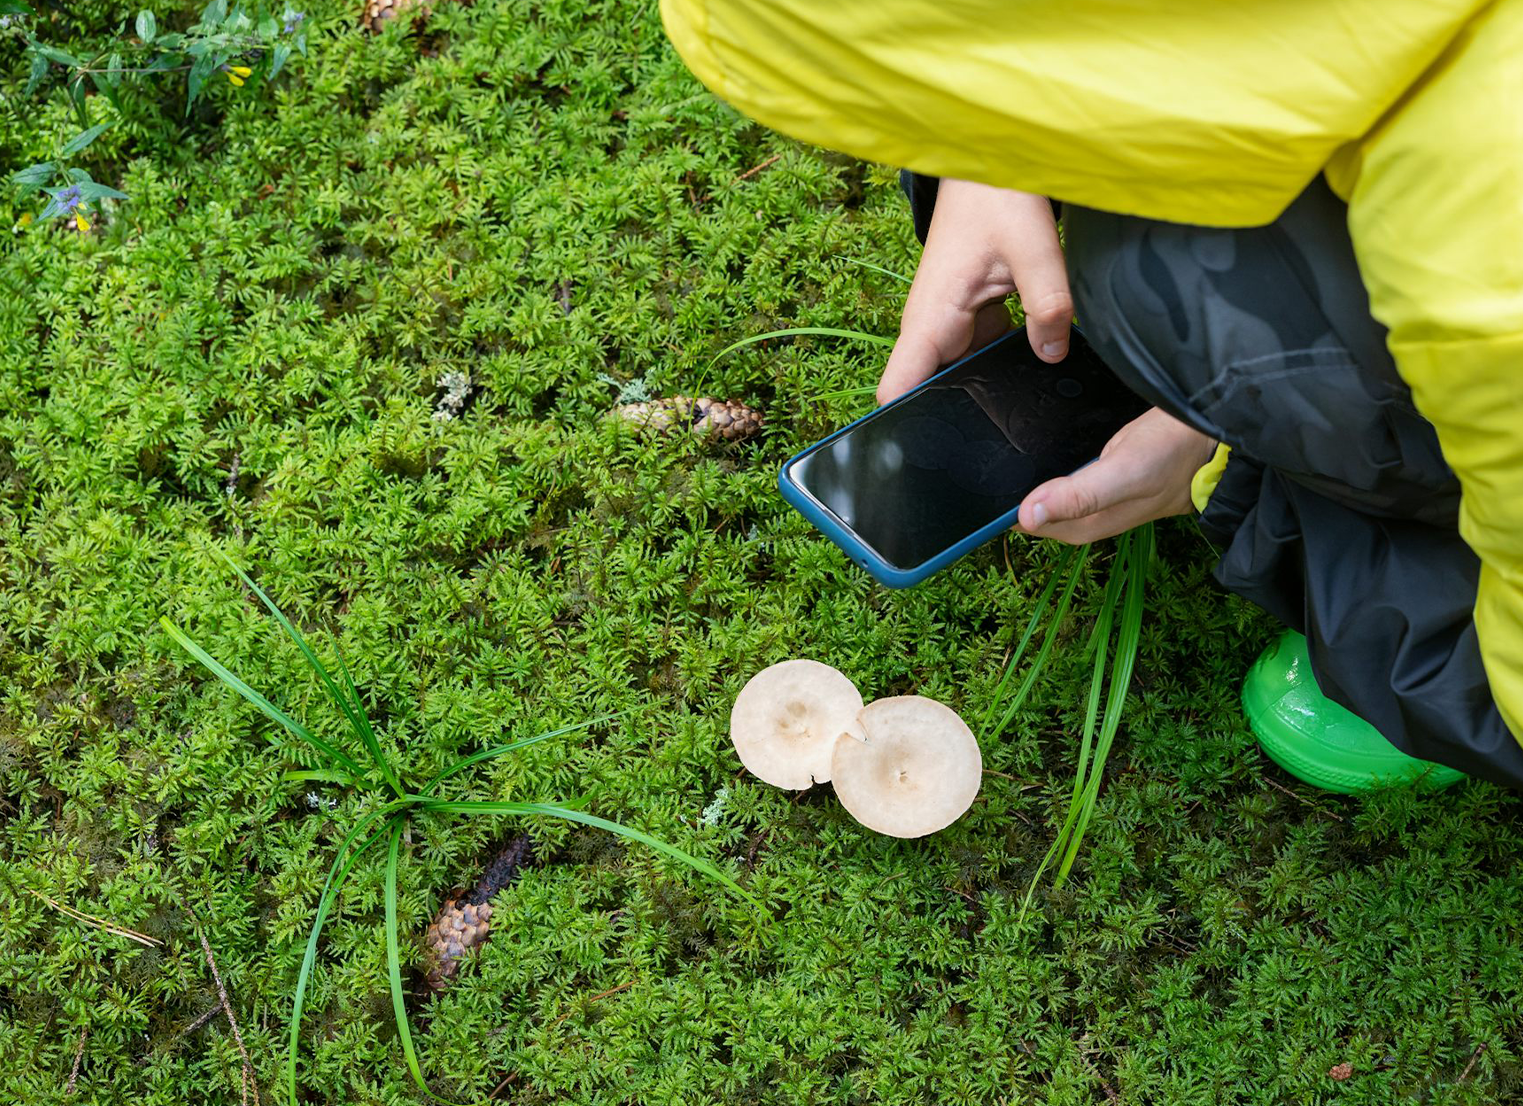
[214,549,401,796]
[332,645,405,796]
[1053,523,1152,885]
[806,384,879,403]
[420,800,765,918]
[1067,538,1131,808]
[25,888,162,947]
[1017,527,1145,920]
[384,822,433,1100]
[161,617,365,777]
[705,327,895,369]
[419,712,631,795]
[1018,538,1131,916]
[982,543,1083,735]
[692,326,895,403]
[287,799,410,1105]
[985,544,1091,740]
[283,769,359,785]
[832,255,913,285]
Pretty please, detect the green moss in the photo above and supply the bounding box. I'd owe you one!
[3,1,1523,1103]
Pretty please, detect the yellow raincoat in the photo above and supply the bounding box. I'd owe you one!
[662,0,1523,747]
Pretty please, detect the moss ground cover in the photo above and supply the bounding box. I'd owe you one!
[4,2,1523,1102]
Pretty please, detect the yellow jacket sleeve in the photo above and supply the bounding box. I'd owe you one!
[1326,0,1523,739]
[660,0,1489,227]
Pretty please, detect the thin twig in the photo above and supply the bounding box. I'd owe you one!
[551,980,636,1024]
[1457,1043,1488,1085]
[180,1004,225,1036]
[183,904,260,1106]
[64,1025,88,1096]
[730,152,782,184]
[744,827,771,868]
[26,888,162,947]
[1075,1036,1122,1105]
[489,1072,520,1099]
[1263,776,1344,821]
[694,153,784,205]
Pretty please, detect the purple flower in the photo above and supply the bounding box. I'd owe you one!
[283,10,304,33]
[57,185,82,214]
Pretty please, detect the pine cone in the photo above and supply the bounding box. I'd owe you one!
[423,835,534,991]
[362,0,431,33]
[610,397,764,443]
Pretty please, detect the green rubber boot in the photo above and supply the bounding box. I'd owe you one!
[1243,631,1466,794]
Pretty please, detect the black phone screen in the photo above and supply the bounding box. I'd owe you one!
[785,330,1147,571]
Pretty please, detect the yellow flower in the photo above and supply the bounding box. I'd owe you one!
[226,65,253,87]
[74,212,91,232]
[15,212,33,230]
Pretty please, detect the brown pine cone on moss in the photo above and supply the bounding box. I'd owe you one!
[423,834,534,991]
[363,0,432,33]
[611,397,764,443]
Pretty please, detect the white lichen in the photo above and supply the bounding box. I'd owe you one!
[432,370,472,422]
[700,785,730,827]
[597,371,655,406]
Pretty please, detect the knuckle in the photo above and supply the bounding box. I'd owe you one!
[1025,291,1074,327]
[1069,487,1102,519]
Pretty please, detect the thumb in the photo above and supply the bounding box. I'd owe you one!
[1018,457,1135,533]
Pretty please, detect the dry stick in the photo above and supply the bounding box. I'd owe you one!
[184,908,260,1106]
[1075,1037,1123,1106]
[27,888,162,947]
[489,1072,521,1099]
[744,827,771,868]
[730,153,783,184]
[694,153,784,204]
[180,1004,225,1036]
[1262,776,1345,822]
[65,1025,88,1097]
[1457,1043,1488,1085]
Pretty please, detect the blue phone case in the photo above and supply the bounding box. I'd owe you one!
[778,330,1056,589]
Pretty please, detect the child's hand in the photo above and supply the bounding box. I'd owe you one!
[878,179,1071,405]
[1016,407,1218,543]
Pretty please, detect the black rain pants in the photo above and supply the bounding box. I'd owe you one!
[904,173,1523,788]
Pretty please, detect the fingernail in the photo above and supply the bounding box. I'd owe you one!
[1030,502,1048,529]
[1041,341,1065,358]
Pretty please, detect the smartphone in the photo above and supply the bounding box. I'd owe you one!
[778,327,1148,588]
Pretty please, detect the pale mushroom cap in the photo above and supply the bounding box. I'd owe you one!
[730,659,864,789]
[830,696,982,838]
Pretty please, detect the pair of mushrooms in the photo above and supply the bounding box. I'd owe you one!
[729,660,982,838]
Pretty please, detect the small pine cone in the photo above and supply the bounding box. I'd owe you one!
[610,397,764,443]
[363,0,431,33]
[423,834,534,992]
[423,898,494,991]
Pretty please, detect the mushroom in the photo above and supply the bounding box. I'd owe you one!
[829,696,982,838]
[728,659,864,789]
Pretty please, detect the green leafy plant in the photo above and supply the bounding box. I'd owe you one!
[10,0,307,226]
[8,122,126,232]
[161,551,762,1103]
